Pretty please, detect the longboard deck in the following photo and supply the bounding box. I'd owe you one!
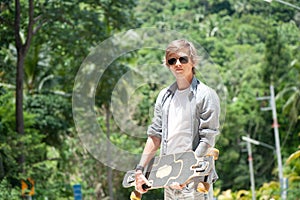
[123,151,215,189]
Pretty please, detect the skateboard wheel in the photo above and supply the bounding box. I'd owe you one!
[197,182,210,194]
[130,190,142,200]
[206,148,219,160]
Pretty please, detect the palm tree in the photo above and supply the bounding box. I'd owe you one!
[277,61,300,126]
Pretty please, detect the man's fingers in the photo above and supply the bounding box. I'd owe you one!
[135,185,147,194]
[169,182,185,190]
[135,172,151,194]
[140,174,151,187]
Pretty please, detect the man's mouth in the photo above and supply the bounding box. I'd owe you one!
[175,68,183,71]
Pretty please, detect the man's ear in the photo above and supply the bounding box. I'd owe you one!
[165,60,170,68]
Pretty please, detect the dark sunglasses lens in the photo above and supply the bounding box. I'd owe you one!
[168,58,177,65]
[179,56,188,64]
[167,56,189,65]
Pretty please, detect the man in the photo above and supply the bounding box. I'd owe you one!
[135,39,220,199]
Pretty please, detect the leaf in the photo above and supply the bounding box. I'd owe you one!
[286,150,300,164]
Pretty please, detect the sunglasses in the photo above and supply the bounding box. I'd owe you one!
[167,56,189,65]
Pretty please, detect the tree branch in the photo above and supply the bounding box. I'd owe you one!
[34,14,42,23]
[24,0,34,55]
[33,18,47,35]
[14,0,22,52]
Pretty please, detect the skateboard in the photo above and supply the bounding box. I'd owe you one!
[122,148,219,200]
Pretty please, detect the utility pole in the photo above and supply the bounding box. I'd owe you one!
[242,136,275,200]
[256,85,285,199]
[243,135,256,200]
[270,85,285,199]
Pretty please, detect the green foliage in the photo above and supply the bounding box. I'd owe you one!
[257,181,280,199]
[25,93,72,147]
[263,26,292,84]
[1,0,300,198]
[0,178,19,200]
[96,62,129,107]
[0,90,52,197]
[132,0,300,198]
[285,146,300,199]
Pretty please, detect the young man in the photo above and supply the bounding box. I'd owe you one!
[135,39,220,199]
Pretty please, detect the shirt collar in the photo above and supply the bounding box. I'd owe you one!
[168,76,199,95]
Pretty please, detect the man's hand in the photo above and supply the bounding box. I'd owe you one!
[169,182,186,190]
[195,142,209,157]
[135,170,151,194]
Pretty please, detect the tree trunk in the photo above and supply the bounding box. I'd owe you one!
[16,55,24,135]
[14,0,35,173]
[105,105,114,199]
[15,0,25,174]
[16,51,25,171]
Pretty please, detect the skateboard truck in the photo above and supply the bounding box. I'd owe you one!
[192,161,210,172]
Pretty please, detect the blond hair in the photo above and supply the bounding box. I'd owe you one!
[164,39,199,74]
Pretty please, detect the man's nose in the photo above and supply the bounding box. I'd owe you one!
[175,59,181,66]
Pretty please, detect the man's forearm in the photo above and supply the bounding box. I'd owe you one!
[138,136,161,167]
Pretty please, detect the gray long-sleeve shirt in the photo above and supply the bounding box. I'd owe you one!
[147,77,220,156]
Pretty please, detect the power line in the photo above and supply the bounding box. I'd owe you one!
[264,0,300,11]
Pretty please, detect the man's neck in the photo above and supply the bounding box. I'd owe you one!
[176,75,193,90]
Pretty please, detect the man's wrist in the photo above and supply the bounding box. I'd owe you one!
[135,165,144,172]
